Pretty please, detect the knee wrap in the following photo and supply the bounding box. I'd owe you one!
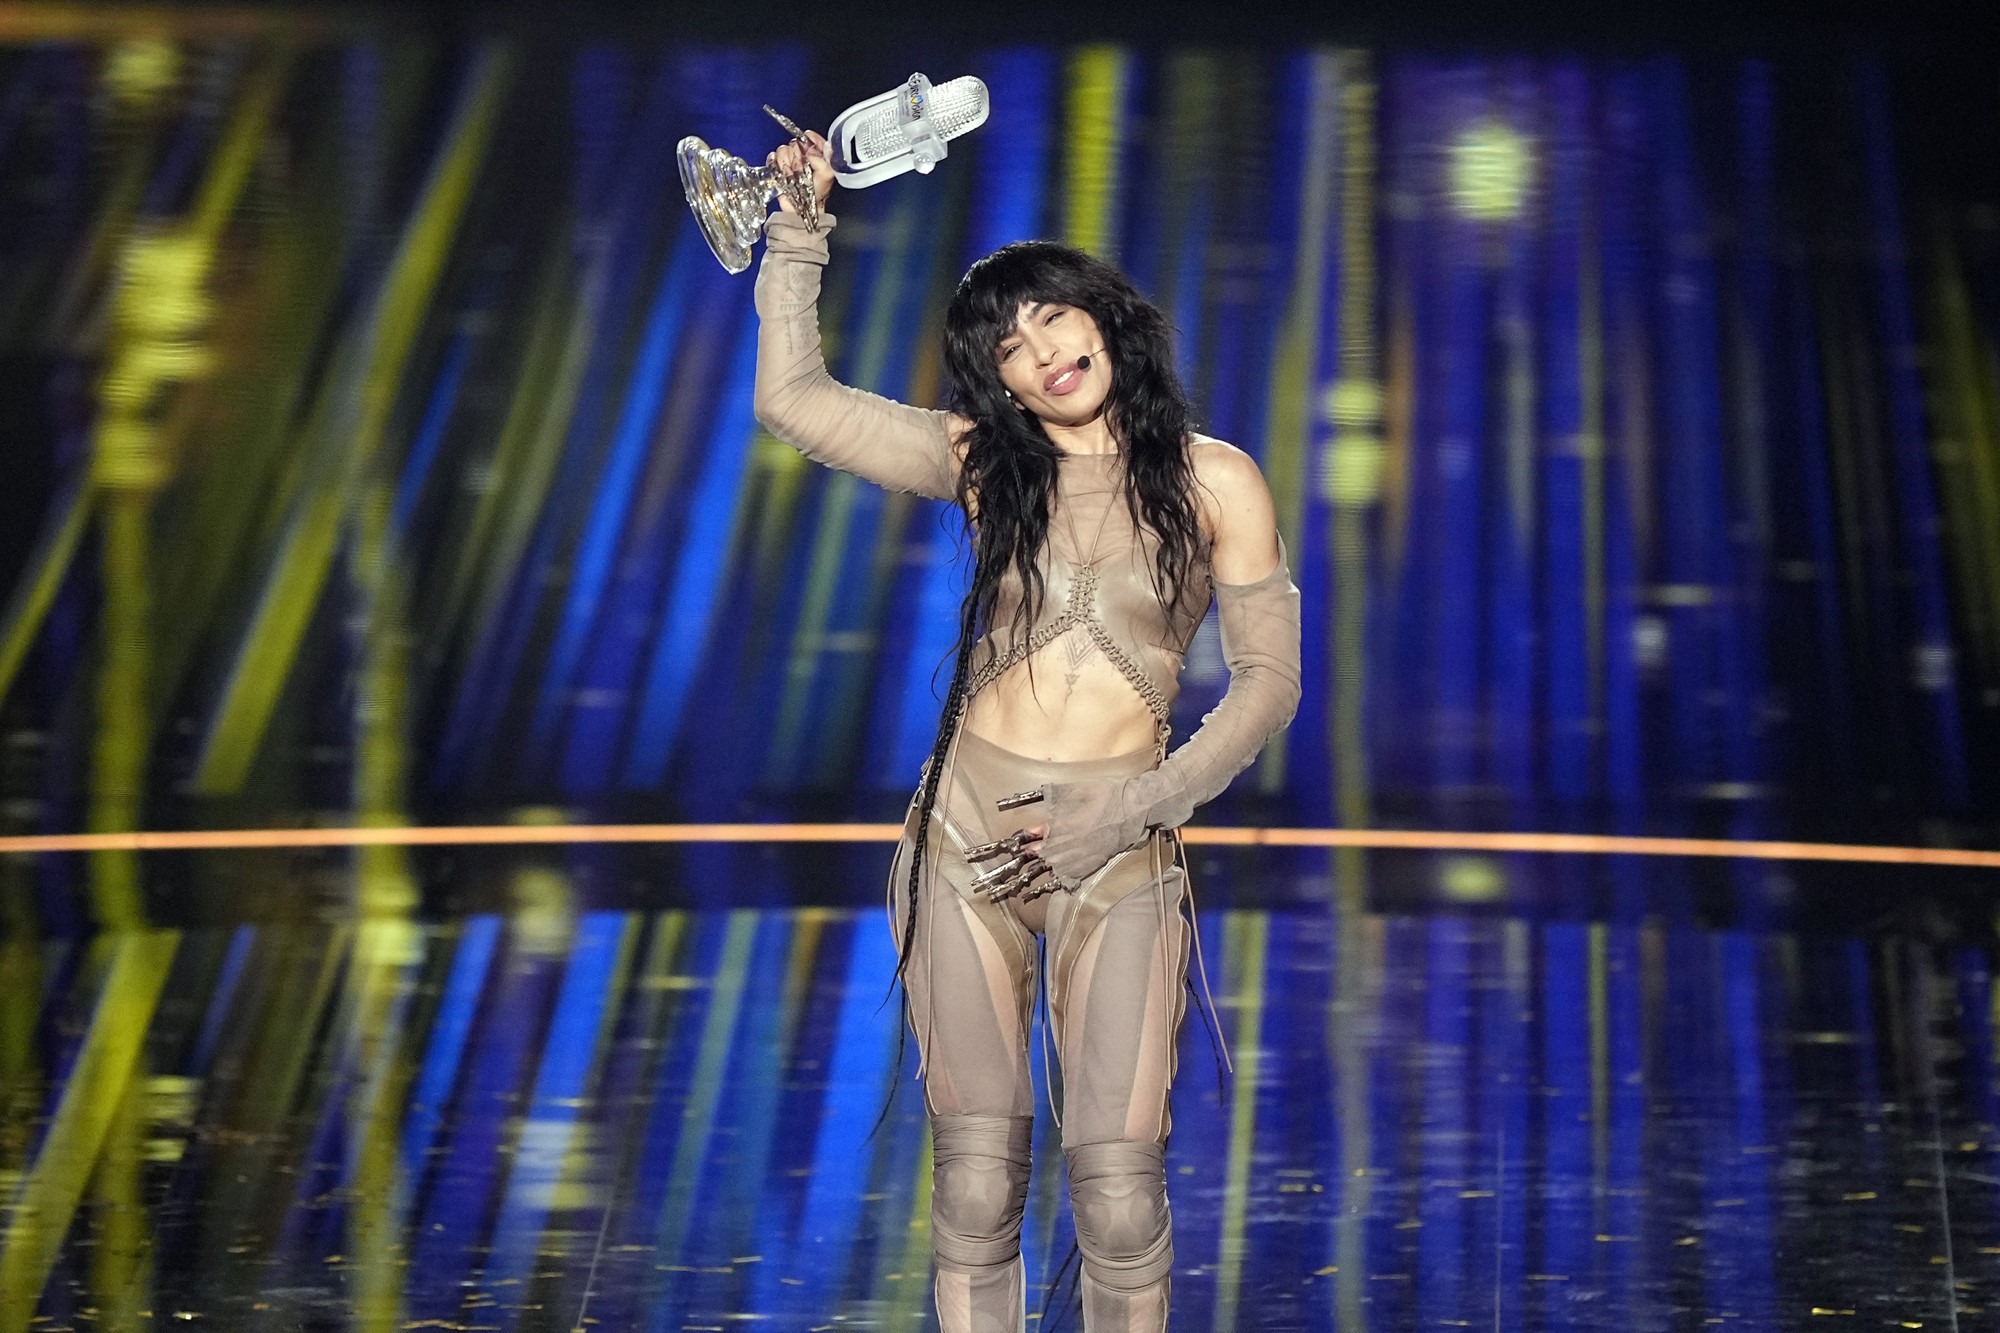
[1063,1140,1173,1291]
[930,1114,1033,1274]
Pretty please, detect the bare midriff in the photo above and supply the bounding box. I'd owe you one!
[961,642,1161,762]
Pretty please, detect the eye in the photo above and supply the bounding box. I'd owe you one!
[1045,308,1065,324]
[998,343,1018,363]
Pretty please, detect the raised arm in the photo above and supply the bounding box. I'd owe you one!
[752,211,961,500]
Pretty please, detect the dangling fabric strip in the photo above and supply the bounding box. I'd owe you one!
[1176,826,1232,1075]
[1038,933,1062,1128]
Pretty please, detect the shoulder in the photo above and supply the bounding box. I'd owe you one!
[946,411,975,457]
[1187,434,1275,525]
[1187,434,1282,583]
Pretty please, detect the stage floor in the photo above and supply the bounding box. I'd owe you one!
[5,899,2000,1330]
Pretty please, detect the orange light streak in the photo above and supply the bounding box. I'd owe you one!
[0,824,1994,868]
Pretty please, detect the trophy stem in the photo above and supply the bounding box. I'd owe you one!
[677,132,819,274]
[677,137,784,274]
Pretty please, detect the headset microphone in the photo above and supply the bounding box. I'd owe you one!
[1076,353,1092,371]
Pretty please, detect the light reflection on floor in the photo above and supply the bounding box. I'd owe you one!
[4,898,1999,1331]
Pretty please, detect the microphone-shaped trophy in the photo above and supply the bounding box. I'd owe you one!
[677,73,990,274]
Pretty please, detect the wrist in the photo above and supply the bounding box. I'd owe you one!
[767,208,838,240]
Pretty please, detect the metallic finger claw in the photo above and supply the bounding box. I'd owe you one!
[995,788,1045,811]
[979,855,1062,905]
[1017,862,1065,902]
[966,830,1032,862]
[970,853,1030,895]
[761,104,821,233]
[984,872,1032,904]
[763,105,809,139]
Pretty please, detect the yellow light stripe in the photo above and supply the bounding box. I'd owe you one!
[89,1050,146,1328]
[0,481,92,710]
[1211,910,1268,1332]
[342,917,427,1333]
[0,4,357,40]
[429,241,583,664]
[766,201,918,781]
[1255,51,1339,795]
[85,62,289,927]
[193,47,512,793]
[0,929,179,1333]
[3,823,1998,867]
[1926,230,2000,675]
[1587,921,1610,1182]
[649,910,757,1268]
[884,1131,936,1333]
[1330,51,1380,835]
[1062,45,1127,255]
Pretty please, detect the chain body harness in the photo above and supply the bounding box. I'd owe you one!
[961,452,1174,763]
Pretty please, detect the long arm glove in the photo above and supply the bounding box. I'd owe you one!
[1034,536,1304,884]
[752,210,959,500]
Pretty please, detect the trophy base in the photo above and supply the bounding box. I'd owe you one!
[677,136,769,274]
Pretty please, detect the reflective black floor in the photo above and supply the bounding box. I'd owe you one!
[6,890,2000,1330]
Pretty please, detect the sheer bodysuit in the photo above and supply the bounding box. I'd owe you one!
[752,209,1302,1333]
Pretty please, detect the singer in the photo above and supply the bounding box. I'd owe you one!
[753,132,1300,1332]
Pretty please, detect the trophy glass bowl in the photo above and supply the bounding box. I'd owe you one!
[676,136,785,275]
[677,83,984,275]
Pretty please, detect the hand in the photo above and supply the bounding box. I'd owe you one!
[1035,775,1152,885]
[768,130,834,215]
[966,787,1059,903]
[966,822,1059,903]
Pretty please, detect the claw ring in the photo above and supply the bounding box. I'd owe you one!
[966,830,1034,862]
[762,104,821,233]
[971,851,1066,904]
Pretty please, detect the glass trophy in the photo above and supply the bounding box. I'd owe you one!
[676,106,820,275]
[677,74,990,274]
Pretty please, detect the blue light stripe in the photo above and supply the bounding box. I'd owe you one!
[525,230,704,760]
[752,916,899,1319]
[1542,62,1593,807]
[427,55,686,789]
[1856,64,1969,803]
[620,303,762,786]
[875,48,1056,783]
[389,326,475,538]
[481,910,633,1296]
[399,914,501,1186]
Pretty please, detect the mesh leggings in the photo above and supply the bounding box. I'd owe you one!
[889,727,1191,1333]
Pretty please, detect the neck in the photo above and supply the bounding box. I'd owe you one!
[1039,414,1119,456]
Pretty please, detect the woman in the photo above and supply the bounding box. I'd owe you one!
[752,132,1301,1333]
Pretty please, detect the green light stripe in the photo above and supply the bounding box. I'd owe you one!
[1212,909,1268,1332]
[765,200,918,784]
[193,47,513,793]
[1925,230,2000,678]
[650,910,760,1269]
[0,929,179,1333]
[0,481,92,711]
[431,235,592,673]
[1256,51,1340,796]
[1063,46,1128,255]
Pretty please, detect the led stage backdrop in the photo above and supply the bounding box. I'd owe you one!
[3,28,1999,912]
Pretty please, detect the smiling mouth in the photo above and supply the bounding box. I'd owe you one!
[1044,361,1083,393]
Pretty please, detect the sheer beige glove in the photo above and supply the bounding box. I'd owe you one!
[752,210,959,500]
[1034,537,1303,885]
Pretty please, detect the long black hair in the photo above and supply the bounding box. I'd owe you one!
[893,240,1207,995]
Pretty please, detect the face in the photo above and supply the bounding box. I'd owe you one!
[994,299,1110,427]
